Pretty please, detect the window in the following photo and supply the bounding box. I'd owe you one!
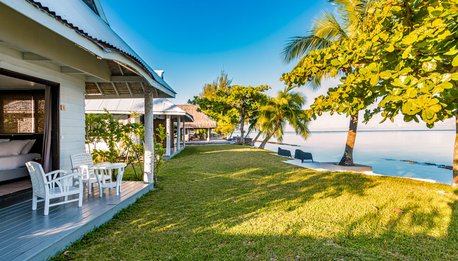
[0,93,45,134]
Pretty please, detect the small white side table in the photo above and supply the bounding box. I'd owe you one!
[93,162,126,197]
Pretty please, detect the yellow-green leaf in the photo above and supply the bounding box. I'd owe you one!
[402,33,417,45]
[380,71,392,80]
[331,59,340,66]
[437,82,453,89]
[402,46,412,59]
[453,55,458,67]
[451,72,458,81]
[422,61,437,72]
[370,75,380,86]
[385,45,394,52]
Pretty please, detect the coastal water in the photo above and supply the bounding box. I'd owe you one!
[250,130,454,185]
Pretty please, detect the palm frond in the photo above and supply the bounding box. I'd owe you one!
[257,89,309,142]
[313,11,347,41]
[282,11,346,63]
[328,0,372,32]
[282,35,332,63]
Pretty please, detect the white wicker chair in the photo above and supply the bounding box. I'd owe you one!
[70,153,111,196]
[25,161,83,216]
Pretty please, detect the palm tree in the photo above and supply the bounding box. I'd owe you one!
[258,88,309,149]
[282,0,371,166]
[200,71,232,99]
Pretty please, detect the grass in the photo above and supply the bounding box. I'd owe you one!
[54,145,458,260]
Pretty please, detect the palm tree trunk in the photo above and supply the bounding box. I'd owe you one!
[252,131,262,146]
[339,113,358,166]
[259,134,271,149]
[259,128,278,149]
[246,126,253,137]
[453,113,458,186]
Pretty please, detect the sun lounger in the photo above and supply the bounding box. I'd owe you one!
[294,149,314,163]
[278,147,292,157]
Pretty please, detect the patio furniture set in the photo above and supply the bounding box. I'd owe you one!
[25,153,126,215]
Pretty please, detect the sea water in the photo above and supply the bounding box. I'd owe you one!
[250,130,454,185]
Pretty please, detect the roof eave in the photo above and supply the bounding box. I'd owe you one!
[2,0,176,98]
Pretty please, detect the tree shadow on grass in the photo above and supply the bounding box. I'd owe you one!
[55,145,458,260]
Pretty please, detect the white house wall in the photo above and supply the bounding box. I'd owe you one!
[0,46,86,170]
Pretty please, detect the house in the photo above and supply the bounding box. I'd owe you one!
[0,0,175,259]
[85,98,194,158]
[177,104,217,142]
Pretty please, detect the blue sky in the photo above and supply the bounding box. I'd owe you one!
[100,0,454,131]
[100,0,328,101]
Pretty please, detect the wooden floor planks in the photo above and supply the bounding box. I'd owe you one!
[0,181,153,261]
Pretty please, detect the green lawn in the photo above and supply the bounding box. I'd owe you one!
[55,145,458,260]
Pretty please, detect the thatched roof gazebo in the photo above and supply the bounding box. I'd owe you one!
[177,105,217,129]
[177,104,217,142]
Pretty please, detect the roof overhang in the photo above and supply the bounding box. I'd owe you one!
[0,0,176,98]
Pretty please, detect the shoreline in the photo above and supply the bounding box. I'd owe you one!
[306,129,454,133]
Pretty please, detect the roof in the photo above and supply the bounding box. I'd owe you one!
[85,98,194,121]
[2,0,175,97]
[177,104,217,129]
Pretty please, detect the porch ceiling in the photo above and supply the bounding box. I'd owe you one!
[0,41,166,99]
[85,60,168,99]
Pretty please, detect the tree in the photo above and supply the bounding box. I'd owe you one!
[258,88,309,149]
[282,0,373,166]
[221,85,270,143]
[369,0,458,184]
[284,0,458,184]
[193,78,270,143]
[191,71,238,137]
[200,71,232,99]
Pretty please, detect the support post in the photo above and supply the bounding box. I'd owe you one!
[207,128,211,142]
[166,115,171,156]
[183,119,186,147]
[143,89,154,184]
[177,116,181,151]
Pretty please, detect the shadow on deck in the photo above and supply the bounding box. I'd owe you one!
[0,181,152,261]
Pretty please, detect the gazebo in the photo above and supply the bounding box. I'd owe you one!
[85,98,194,158]
[177,104,217,142]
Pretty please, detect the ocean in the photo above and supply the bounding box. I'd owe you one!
[248,130,455,185]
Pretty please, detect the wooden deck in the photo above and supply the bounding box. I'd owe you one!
[0,181,153,261]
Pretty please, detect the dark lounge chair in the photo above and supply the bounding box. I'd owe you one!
[294,149,314,163]
[278,147,292,158]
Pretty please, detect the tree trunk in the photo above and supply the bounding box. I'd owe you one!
[239,114,245,144]
[252,131,262,146]
[246,126,253,137]
[453,114,458,186]
[259,134,271,149]
[339,113,358,166]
